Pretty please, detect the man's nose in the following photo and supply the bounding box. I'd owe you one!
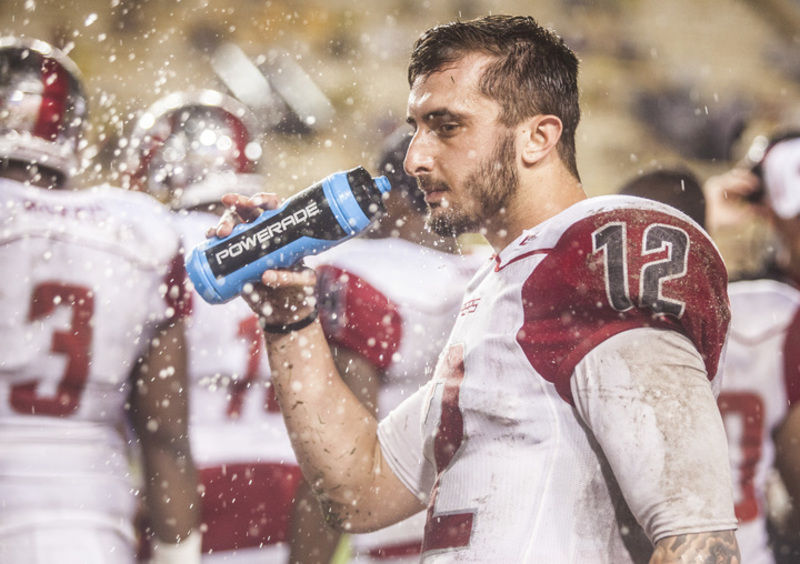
[404,131,434,177]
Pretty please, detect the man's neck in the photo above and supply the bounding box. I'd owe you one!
[482,167,586,252]
[369,210,460,254]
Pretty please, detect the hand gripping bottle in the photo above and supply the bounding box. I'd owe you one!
[186,166,391,304]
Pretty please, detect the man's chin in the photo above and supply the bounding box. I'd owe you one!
[426,209,474,237]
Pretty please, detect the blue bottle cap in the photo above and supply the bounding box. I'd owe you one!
[374,175,391,195]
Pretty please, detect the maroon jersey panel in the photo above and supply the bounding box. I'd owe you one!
[166,250,193,319]
[516,208,730,403]
[316,264,402,370]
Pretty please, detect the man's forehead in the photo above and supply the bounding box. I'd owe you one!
[406,52,494,117]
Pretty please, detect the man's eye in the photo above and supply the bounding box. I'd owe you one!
[439,123,459,135]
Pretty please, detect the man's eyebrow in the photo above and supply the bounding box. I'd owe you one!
[407,109,464,125]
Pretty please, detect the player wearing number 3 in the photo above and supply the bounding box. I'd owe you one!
[215,16,740,563]
[0,39,199,562]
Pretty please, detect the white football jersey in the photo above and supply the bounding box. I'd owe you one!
[0,178,185,549]
[719,279,800,564]
[314,237,488,562]
[378,196,733,562]
[176,210,299,563]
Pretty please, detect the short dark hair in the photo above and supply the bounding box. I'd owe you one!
[408,15,581,179]
[619,168,706,228]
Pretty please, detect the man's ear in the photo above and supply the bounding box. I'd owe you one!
[519,115,563,166]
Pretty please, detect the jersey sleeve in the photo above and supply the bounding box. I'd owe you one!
[315,264,402,371]
[377,381,436,503]
[571,327,737,542]
[516,207,730,403]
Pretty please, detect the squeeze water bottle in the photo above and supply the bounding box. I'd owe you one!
[186,166,392,304]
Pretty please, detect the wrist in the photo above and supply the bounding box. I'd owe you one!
[259,304,319,334]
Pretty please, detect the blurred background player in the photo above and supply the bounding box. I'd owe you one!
[619,155,800,564]
[704,131,800,564]
[291,128,489,564]
[126,90,324,563]
[617,167,706,228]
[0,37,199,563]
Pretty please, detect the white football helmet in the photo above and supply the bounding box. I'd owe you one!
[0,36,87,175]
[125,89,265,210]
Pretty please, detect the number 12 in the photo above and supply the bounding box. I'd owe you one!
[592,222,689,317]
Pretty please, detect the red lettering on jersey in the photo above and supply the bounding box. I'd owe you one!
[718,391,764,523]
[460,298,480,316]
[316,265,402,370]
[11,282,93,416]
[198,462,302,552]
[516,209,730,404]
[367,540,422,559]
[423,344,474,555]
[783,308,800,406]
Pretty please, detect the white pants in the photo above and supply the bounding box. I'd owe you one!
[0,525,135,564]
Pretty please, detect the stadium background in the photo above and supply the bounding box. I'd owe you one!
[2,1,798,189]
[2,0,799,276]
[1,0,799,560]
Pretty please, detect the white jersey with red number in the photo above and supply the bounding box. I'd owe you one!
[719,279,800,564]
[0,178,186,556]
[176,210,300,563]
[314,237,488,563]
[378,196,734,563]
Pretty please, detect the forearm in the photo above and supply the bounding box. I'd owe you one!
[132,320,199,544]
[650,531,740,563]
[288,479,342,564]
[265,321,387,523]
[140,437,199,543]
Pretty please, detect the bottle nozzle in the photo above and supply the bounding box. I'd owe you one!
[374,175,391,195]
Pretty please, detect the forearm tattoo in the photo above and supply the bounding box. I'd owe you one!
[650,531,740,563]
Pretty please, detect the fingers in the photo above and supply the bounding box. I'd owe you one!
[207,192,281,238]
[222,192,280,220]
[706,169,761,202]
[704,168,765,232]
[261,267,317,288]
[239,267,318,323]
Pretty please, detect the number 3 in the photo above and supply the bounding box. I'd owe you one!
[12,283,94,416]
[592,222,689,317]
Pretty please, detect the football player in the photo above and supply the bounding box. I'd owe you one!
[0,37,199,563]
[126,90,322,563]
[291,128,488,563]
[213,15,739,563]
[703,132,800,564]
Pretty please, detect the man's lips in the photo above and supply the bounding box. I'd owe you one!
[419,181,449,205]
[424,189,447,204]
